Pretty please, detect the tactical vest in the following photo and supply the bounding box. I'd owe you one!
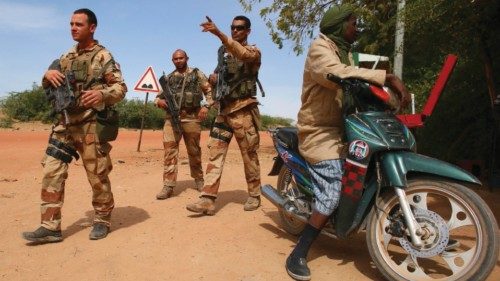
[166,68,203,109]
[59,45,105,99]
[217,46,258,101]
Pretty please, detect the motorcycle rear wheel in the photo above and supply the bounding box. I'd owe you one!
[366,177,499,281]
[277,166,307,235]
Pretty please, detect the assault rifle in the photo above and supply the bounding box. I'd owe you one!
[158,75,182,133]
[214,47,230,102]
[45,59,76,126]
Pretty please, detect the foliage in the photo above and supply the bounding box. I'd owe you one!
[0,85,52,122]
[115,99,165,129]
[240,0,500,165]
[239,0,398,55]
[0,116,14,128]
[261,114,294,129]
[0,86,293,131]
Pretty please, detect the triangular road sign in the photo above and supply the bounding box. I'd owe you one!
[134,66,160,93]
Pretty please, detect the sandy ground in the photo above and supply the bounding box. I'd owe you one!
[0,122,499,281]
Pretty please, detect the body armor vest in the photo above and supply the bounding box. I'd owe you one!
[217,46,258,101]
[59,45,105,100]
[166,68,203,109]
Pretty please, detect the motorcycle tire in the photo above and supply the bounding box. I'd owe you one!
[366,177,499,281]
[277,166,307,236]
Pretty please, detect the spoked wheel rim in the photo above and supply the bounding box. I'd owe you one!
[374,184,483,280]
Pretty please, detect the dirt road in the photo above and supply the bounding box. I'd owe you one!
[1,122,499,280]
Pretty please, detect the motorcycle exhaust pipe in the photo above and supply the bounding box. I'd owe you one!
[261,184,286,207]
[261,184,308,224]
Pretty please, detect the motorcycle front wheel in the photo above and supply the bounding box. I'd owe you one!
[366,177,499,281]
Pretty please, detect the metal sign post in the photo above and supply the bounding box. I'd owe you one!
[137,92,149,152]
[133,66,160,152]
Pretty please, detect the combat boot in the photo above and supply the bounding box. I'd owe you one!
[22,226,63,243]
[186,196,216,215]
[156,186,174,200]
[194,179,204,192]
[89,222,110,240]
[244,196,261,211]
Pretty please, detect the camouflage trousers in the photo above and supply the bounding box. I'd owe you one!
[201,105,261,198]
[162,119,203,187]
[41,121,114,231]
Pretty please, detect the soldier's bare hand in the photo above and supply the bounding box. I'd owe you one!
[208,73,218,85]
[198,107,209,121]
[44,70,65,88]
[200,17,222,37]
[157,99,167,109]
[81,90,103,108]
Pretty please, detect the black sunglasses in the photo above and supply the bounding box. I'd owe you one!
[230,25,246,31]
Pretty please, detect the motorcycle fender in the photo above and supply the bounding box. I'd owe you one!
[380,151,481,187]
[268,155,283,176]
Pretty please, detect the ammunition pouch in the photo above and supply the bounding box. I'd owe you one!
[180,91,203,109]
[96,108,119,142]
[46,138,79,163]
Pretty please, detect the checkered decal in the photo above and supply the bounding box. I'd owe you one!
[341,159,368,201]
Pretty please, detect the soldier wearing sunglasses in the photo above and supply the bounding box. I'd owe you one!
[186,15,263,215]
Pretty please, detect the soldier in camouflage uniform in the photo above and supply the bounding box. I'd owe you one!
[22,9,127,243]
[154,49,214,199]
[186,16,263,215]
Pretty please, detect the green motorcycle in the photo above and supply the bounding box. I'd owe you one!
[262,74,499,280]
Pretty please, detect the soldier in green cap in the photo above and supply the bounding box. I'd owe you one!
[285,4,409,280]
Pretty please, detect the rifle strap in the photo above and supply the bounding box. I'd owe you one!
[256,77,265,97]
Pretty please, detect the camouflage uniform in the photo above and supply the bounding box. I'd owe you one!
[155,67,214,190]
[201,38,262,199]
[40,42,127,231]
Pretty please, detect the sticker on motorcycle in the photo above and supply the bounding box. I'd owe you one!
[349,140,369,160]
[279,150,292,163]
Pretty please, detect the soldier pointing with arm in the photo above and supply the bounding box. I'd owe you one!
[186,15,263,215]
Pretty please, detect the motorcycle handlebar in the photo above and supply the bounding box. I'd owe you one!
[326,73,343,84]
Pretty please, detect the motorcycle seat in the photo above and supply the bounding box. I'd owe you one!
[276,127,299,152]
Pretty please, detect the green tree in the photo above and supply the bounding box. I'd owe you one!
[239,0,500,168]
[0,84,52,122]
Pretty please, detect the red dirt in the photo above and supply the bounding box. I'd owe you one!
[1,122,499,280]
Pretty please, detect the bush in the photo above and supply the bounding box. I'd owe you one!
[115,99,165,129]
[0,85,294,131]
[1,85,52,122]
[0,117,13,128]
[260,114,294,130]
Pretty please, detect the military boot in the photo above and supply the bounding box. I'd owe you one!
[186,196,216,215]
[156,186,174,200]
[244,196,261,211]
[194,179,204,192]
[22,226,63,243]
[89,223,110,240]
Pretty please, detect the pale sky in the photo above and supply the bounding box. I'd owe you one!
[0,0,309,120]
